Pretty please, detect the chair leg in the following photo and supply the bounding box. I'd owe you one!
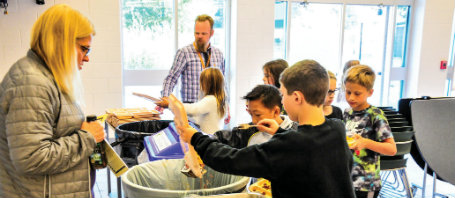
[380,168,415,198]
[398,169,413,198]
[423,163,428,197]
[433,172,436,198]
[411,184,419,197]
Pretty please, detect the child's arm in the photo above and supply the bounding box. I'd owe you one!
[256,119,279,135]
[177,125,198,143]
[351,134,397,156]
[178,125,278,179]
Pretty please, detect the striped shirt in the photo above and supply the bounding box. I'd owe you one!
[161,43,225,103]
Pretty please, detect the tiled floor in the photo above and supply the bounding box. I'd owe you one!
[93,168,123,198]
[405,155,455,198]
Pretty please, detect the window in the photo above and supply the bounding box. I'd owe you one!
[121,0,229,108]
[392,6,410,68]
[122,0,173,70]
[274,1,287,59]
[446,9,455,97]
[388,80,404,109]
[274,1,411,107]
[288,3,342,73]
[343,5,388,105]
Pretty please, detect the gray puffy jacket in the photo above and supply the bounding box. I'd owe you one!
[0,50,96,197]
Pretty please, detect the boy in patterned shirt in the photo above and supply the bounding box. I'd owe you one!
[343,65,397,198]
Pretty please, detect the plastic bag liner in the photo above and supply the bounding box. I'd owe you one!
[122,159,249,198]
[115,120,172,141]
[186,193,265,198]
[114,120,172,167]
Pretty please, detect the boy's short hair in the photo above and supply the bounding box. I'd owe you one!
[280,60,328,106]
[242,85,282,111]
[327,70,336,80]
[343,65,375,90]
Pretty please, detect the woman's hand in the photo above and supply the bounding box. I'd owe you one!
[256,119,279,135]
[81,121,105,143]
[177,125,198,143]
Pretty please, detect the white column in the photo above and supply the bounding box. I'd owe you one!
[229,0,275,125]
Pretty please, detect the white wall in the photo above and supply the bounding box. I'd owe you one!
[0,0,122,116]
[229,0,275,125]
[406,0,455,98]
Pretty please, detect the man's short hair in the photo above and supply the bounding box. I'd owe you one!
[280,60,329,106]
[242,85,282,111]
[343,65,375,90]
[195,14,214,30]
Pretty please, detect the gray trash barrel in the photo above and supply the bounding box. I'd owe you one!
[122,159,249,198]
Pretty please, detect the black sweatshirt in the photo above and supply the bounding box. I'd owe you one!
[326,105,343,120]
[191,118,355,198]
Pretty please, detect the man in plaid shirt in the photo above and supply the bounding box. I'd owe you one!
[161,14,225,104]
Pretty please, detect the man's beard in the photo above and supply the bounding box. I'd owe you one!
[196,40,207,52]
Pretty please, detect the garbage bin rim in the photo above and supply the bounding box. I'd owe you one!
[121,160,250,194]
[116,120,173,128]
[115,120,174,134]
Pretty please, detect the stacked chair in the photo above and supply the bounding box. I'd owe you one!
[378,106,415,198]
[403,97,455,198]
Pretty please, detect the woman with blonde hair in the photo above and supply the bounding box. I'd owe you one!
[0,4,104,197]
[157,67,227,134]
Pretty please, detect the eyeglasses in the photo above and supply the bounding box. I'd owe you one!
[328,88,339,95]
[78,44,91,56]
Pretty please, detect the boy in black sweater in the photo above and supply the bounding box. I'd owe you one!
[178,60,355,198]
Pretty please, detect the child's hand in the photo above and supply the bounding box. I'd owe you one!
[350,134,368,151]
[177,125,198,143]
[256,119,279,135]
[155,97,169,108]
[224,106,231,124]
[155,106,164,113]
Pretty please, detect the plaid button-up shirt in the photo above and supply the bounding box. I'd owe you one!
[161,43,225,103]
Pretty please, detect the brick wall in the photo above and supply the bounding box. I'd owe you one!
[0,0,122,115]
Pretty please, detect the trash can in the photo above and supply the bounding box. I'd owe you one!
[122,159,250,198]
[114,120,172,167]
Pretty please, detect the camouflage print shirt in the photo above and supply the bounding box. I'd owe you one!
[343,106,393,192]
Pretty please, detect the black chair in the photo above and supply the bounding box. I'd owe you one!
[379,106,415,198]
[389,121,410,127]
[407,98,455,197]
